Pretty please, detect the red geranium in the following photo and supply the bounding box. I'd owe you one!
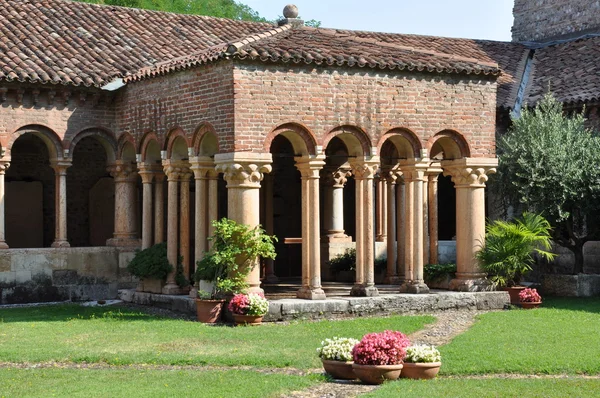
[519,288,542,303]
[352,330,411,365]
[228,293,249,315]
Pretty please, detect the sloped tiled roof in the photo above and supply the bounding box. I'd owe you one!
[1,0,502,90]
[524,35,600,105]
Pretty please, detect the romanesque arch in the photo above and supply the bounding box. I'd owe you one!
[427,130,471,160]
[9,125,64,160]
[263,122,317,156]
[192,123,219,157]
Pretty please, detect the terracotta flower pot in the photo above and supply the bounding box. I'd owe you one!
[196,299,225,323]
[400,362,442,379]
[233,314,263,326]
[501,286,526,305]
[521,301,542,309]
[352,363,403,385]
[321,359,356,380]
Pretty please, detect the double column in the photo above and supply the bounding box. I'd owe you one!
[138,163,166,250]
[107,160,139,247]
[443,158,497,291]
[383,168,401,284]
[296,155,326,300]
[215,153,272,295]
[350,157,379,297]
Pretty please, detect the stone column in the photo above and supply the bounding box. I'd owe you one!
[107,160,139,247]
[179,167,192,283]
[350,158,379,297]
[50,160,72,248]
[427,165,442,265]
[0,161,10,249]
[215,152,272,295]
[153,173,165,244]
[322,167,352,241]
[384,170,400,284]
[399,160,430,294]
[443,158,498,292]
[396,178,405,282]
[376,176,386,242]
[263,173,278,283]
[162,160,182,295]
[207,169,219,241]
[296,155,326,300]
[190,157,210,297]
[138,165,155,250]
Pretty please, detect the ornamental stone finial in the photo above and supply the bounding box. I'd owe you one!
[283,4,299,18]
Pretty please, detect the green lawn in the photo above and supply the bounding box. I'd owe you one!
[0,368,321,398]
[364,378,600,398]
[440,297,600,375]
[0,304,434,369]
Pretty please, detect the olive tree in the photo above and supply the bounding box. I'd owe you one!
[496,93,600,274]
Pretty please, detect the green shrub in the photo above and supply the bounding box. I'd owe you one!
[126,243,173,280]
[424,263,456,283]
[326,248,387,273]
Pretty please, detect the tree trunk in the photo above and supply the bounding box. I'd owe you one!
[572,244,585,275]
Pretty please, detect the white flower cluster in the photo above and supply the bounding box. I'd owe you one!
[246,293,269,316]
[404,345,441,363]
[316,337,359,361]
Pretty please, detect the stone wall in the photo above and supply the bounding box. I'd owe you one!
[233,62,498,157]
[512,0,600,42]
[0,247,136,304]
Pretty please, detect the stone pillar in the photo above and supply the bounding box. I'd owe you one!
[350,158,379,297]
[190,157,211,297]
[107,160,139,247]
[263,173,278,283]
[399,159,430,294]
[375,176,386,242]
[179,167,192,283]
[443,158,498,292]
[50,160,72,248]
[396,178,405,282]
[322,167,352,241]
[427,165,442,265]
[384,170,400,284]
[153,173,165,244]
[215,152,272,295]
[162,160,182,295]
[296,156,326,300]
[138,165,155,250]
[207,169,219,241]
[0,161,10,249]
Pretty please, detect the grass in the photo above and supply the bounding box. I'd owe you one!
[363,378,600,398]
[440,297,600,375]
[0,304,434,369]
[0,368,321,398]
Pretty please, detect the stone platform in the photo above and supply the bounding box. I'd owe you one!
[118,288,510,322]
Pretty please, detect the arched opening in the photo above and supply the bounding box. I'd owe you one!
[5,134,56,248]
[68,135,115,247]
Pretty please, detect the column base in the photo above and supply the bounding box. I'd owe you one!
[375,235,387,242]
[189,286,198,299]
[263,274,280,284]
[324,233,353,243]
[0,241,9,249]
[51,240,70,248]
[384,275,401,285]
[161,283,182,295]
[399,281,430,294]
[350,284,379,297]
[450,277,494,292]
[296,287,327,300]
[246,286,265,295]
[106,238,141,248]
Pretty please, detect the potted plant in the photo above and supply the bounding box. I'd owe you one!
[519,287,542,309]
[476,212,556,304]
[228,292,269,325]
[193,218,277,323]
[351,330,410,385]
[127,243,172,293]
[317,337,359,380]
[401,345,442,379]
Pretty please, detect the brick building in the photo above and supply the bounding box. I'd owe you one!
[0,0,596,303]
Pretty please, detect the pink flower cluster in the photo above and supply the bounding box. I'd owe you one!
[228,293,250,315]
[519,288,542,303]
[351,330,411,365]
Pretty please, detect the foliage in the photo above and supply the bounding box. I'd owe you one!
[327,248,386,273]
[496,93,600,274]
[126,243,173,280]
[424,263,456,283]
[316,337,359,362]
[194,218,277,298]
[404,345,441,363]
[519,288,542,303]
[476,212,556,287]
[351,331,410,365]
[228,293,269,316]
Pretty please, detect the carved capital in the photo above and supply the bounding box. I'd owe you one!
[442,158,498,188]
[137,163,156,184]
[162,160,190,182]
[50,160,72,176]
[108,160,137,182]
[0,161,10,174]
[214,152,272,189]
[295,155,325,179]
[323,166,352,187]
[349,157,380,180]
[190,156,216,180]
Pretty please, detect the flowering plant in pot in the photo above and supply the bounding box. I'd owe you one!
[519,287,542,309]
[351,330,410,385]
[228,292,269,325]
[317,337,359,380]
[401,345,442,379]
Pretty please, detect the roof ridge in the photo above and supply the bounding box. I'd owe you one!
[320,28,499,68]
[226,24,293,54]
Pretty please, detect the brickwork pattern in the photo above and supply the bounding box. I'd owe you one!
[512,0,600,42]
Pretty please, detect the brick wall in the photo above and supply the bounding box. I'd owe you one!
[116,62,235,153]
[512,0,600,42]
[232,62,498,157]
